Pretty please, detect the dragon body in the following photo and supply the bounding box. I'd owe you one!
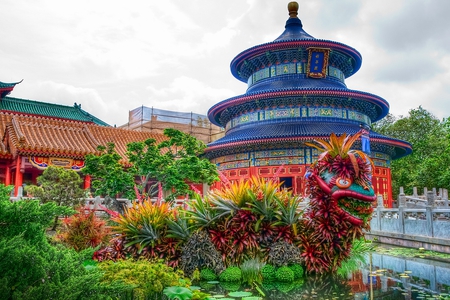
[300,133,376,273]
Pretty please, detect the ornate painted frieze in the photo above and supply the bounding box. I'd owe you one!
[247,61,344,87]
[228,106,370,129]
[29,156,85,171]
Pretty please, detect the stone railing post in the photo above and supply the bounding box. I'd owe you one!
[427,191,435,207]
[426,191,434,237]
[423,187,428,197]
[413,187,418,197]
[398,206,405,234]
[444,189,449,207]
[398,187,406,208]
[376,195,383,231]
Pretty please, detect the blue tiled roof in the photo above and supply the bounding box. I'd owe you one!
[207,121,412,159]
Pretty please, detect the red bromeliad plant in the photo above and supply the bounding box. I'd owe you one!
[57,207,111,251]
[185,176,303,266]
[300,132,376,274]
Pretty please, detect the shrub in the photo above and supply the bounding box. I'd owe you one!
[57,207,111,251]
[179,230,224,277]
[267,241,303,267]
[200,268,217,281]
[288,263,304,279]
[275,266,295,282]
[219,266,242,282]
[99,259,189,298]
[261,264,276,282]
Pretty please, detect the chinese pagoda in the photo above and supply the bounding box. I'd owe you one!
[206,2,412,206]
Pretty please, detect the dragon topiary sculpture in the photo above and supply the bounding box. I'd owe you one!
[300,132,376,273]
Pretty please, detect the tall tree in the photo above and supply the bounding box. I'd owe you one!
[83,143,136,214]
[127,128,219,201]
[373,106,450,195]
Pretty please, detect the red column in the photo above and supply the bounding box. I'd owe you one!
[84,174,91,190]
[5,164,11,186]
[14,156,23,197]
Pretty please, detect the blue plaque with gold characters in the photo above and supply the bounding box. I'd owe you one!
[307,47,330,78]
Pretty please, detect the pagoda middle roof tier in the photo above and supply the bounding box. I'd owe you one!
[205,121,412,160]
[231,40,362,84]
[208,88,390,127]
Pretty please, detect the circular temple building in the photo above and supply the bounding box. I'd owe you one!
[205,2,412,206]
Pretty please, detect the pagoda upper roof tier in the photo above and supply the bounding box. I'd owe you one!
[204,121,412,160]
[0,112,166,162]
[208,87,390,127]
[1,96,109,126]
[230,6,362,84]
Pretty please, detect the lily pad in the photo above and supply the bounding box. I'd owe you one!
[163,286,193,300]
[242,297,262,300]
[189,286,201,290]
[207,281,220,284]
[228,291,253,297]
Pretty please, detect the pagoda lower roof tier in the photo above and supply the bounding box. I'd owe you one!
[205,121,412,160]
[208,88,390,127]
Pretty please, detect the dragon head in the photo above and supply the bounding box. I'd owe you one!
[305,133,376,226]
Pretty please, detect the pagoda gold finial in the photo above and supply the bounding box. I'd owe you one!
[288,2,299,18]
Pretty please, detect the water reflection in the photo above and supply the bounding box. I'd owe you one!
[200,252,450,299]
[355,252,450,299]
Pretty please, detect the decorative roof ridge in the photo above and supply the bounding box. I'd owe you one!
[0,79,23,88]
[1,111,99,126]
[10,117,25,144]
[82,124,101,150]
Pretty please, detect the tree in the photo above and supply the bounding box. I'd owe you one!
[83,142,136,214]
[26,166,85,230]
[373,106,450,194]
[127,128,219,201]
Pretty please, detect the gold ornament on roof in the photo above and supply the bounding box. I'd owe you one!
[288,2,299,18]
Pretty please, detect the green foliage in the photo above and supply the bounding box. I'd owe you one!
[373,107,450,194]
[219,266,242,282]
[99,259,189,298]
[261,264,277,282]
[27,166,85,207]
[275,266,295,282]
[0,186,71,244]
[26,166,84,230]
[200,268,217,281]
[127,128,219,201]
[83,142,136,201]
[240,258,264,285]
[288,264,304,280]
[0,234,128,299]
[57,207,111,251]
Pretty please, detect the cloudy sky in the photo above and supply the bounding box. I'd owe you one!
[1,0,449,126]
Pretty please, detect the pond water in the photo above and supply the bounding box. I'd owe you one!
[199,251,450,300]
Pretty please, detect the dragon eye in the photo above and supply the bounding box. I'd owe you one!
[336,177,352,189]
